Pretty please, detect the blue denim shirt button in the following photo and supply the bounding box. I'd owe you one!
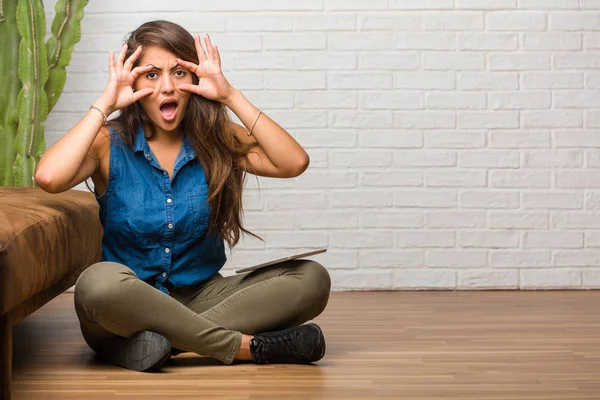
[163,171,168,176]
[168,223,174,229]
[162,272,167,278]
[165,247,170,253]
[167,198,172,204]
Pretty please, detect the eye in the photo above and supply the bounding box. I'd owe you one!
[175,70,186,77]
[146,72,157,79]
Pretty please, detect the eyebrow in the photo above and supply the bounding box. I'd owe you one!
[146,63,179,71]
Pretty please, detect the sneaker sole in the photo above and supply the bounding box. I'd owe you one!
[104,331,172,372]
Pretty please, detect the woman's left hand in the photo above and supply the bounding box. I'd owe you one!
[175,34,236,103]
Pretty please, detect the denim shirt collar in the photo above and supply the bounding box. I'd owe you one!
[132,123,196,163]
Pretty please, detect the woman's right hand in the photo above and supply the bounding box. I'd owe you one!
[96,44,154,114]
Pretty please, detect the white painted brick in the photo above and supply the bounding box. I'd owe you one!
[426,170,487,187]
[329,73,392,89]
[395,231,455,248]
[557,170,600,188]
[395,190,458,208]
[554,130,600,147]
[325,0,387,10]
[554,52,600,69]
[267,193,328,210]
[426,250,488,268]
[361,92,424,110]
[295,129,357,148]
[199,1,323,11]
[244,91,294,109]
[226,15,292,31]
[490,250,551,267]
[582,0,600,8]
[487,12,547,31]
[330,111,394,128]
[555,91,600,108]
[330,151,393,167]
[242,191,264,211]
[234,230,267,250]
[265,72,326,90]
[457,0,517,9]
[584,33,600,49]
[361,210,423,228]
[330,191,394,208]
[583,269,600,288]
[392,269,457,290]
[520,269,582,289]
[459,33,518,50]
[460,191,520,209]
[490,91,551,109]
[294,172,357,189]
[522,192,583,209]
[266,111,327,128]
[551,212,600,228]
[390,0,454,10]
[523,150,583,167]
[296,92,357,109]
[331,270,392,290]
[522,72,583,89]
[226,72,265,90]
[426,211,486,228]
[588,152,600,168]
[458,73,519,90]
[295,212,358,230]
[459,231,520,248]
[394,33,456,50]
[295,52,357,70]
[395,72,456,90]
[522,111,582,128]
[518,0,579,9]
[358,52,420,70]
[522,33,582,50]
[310,250,357,270]
[550,12,600,30]
[423,12,485,31]
[331,231,394,248]
[359,14,422,31]
[265,232,328,249]
[488,212,549,229]
[585,192,600,209]
[587,111,600,128]
[425,131,487,148]
[489,53,550,70]
[329,32,392,51]
[361,172,423,187]
[459,150,520,168]
[295,14,356,31]
[458,111,519,129]
[585,231,600,247]
[359,250,423,268]
[490,170,552,188]
[422,53,486,71]
[233,53,293,70]
[426,92,487,109]
[263,33,325,50]
[245,177,294,190]
[395,111,456,129]
[524,231,583,248]
[359,131,423,148]
[458,270,519,289]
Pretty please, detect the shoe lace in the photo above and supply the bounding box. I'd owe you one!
[255,332,298,363]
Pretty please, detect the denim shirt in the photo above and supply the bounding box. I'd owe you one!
[95,124,226,295]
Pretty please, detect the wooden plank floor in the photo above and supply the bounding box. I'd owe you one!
[10,291,600,399]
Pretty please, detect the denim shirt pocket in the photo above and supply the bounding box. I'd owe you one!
[187,185,210,227]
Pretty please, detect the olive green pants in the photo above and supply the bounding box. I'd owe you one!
[74,259,331,365]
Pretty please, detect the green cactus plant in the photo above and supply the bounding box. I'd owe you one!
[0,0,88,187]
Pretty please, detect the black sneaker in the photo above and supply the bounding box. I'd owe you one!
[96,330,172,372]
[249,323,326,364]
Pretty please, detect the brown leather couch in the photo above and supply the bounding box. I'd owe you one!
[0,187,102,400]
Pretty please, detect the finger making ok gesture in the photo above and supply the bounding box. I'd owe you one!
[175,34,236,103]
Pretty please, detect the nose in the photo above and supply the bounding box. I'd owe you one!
[160,73,175,94]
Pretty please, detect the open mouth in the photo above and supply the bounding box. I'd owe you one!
[159,101,178,122]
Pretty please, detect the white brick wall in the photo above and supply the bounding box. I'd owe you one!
[42,0,600,290]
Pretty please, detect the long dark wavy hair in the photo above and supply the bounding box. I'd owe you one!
[103,20,262,249]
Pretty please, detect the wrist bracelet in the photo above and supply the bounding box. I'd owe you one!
[248,110,262,137]
[89,105,108,125]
